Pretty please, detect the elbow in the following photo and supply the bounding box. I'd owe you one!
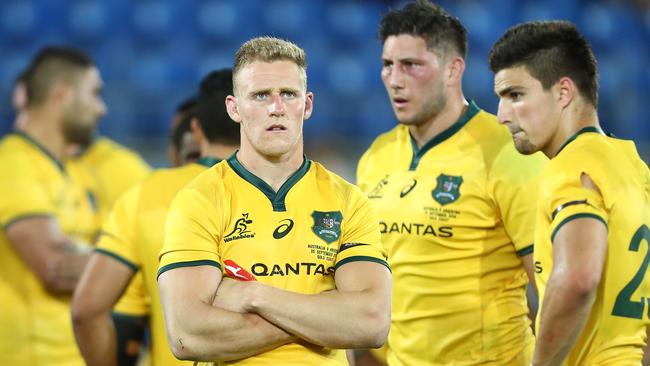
[359,300,391,348]
[559,267,601,301]
[167,329,197,361]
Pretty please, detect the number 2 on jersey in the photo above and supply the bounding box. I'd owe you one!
[612,224,650,319]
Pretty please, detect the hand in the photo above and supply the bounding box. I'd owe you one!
[212,278,258,313]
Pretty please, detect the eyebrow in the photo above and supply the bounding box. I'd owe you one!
[496,85,520,97]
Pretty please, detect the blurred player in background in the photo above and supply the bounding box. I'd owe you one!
[169,97,200,167]
[0,46,103,365]
[72,69,240,366]
[356,1,547,365]
[157,36,391,365]
[170,114,201,166]
[490,20,650,365]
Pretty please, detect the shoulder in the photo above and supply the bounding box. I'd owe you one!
[361,125,407,160]
[310,161,366,203]
[85,138,150,172]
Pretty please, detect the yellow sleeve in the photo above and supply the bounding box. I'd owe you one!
[158,187,222,278]
[96,183,142,270]
[0,161,56,226]
[335,186,389,271]
[103,150,151,206]
[490,148,547,255]
[542,166,608,243]
[113,271,150,316]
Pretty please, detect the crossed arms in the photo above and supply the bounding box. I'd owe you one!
[157,260,391,362]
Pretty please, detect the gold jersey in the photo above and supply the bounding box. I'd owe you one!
[534,127,650,365]
[159,154,388,365]
[357,101,547,365]
[0,132,95,365]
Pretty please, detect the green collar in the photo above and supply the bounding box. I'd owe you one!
[555,126,602,156]
[13,131,66,173]
[226,153,311,212]
[196,156,221,167]
[409,100,480,170]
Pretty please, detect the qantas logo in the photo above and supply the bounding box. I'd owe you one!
[251,262,335,277]
[223,259,257,281]
[380,221,453,238]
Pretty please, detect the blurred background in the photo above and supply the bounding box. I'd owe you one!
[0,0,648,180]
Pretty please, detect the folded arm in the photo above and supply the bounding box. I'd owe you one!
[157,265,295,362]
[216,261,391,349]
[6,216,90,293]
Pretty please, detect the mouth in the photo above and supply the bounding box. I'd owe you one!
[392,96,408,108]
[266,124,287,132]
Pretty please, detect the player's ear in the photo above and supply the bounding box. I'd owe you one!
[303,91,314,121]
[447,56,465,86]
[225,95,242,123]
[556,76,575,108]
[190,118,206,145]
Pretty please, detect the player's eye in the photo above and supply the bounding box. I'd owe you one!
[281,91,296,98]
[253,92,268,101]
[510,92,523,101]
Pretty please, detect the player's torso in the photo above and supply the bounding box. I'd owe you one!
[139,163,208,366]
[359,110,533,364]
[0,133,92,365]
[211,159,354,365]
[535,134,650,365]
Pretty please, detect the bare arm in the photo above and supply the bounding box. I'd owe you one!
[157,265,295,362]
[6,216,90,293]
[521,254,538,332]
[71,253,136,366]
[217,261,391,349]
[532,217,607,366]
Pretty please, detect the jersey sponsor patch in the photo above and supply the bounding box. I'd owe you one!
[223,259,257,281]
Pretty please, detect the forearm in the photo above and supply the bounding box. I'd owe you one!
[47,251,90,292]
[251,286,388,349]
[533,274,596,365]
[169,301,295,362]
[73,311,117,366]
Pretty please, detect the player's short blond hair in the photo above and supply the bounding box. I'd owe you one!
[232,36,307,95]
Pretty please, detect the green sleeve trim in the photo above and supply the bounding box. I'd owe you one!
[335,255,391,272]
[95,248,139,272]
[516,244,534,256]
[551,213,607,243]
[157,260,222,280]
[3,213,55,230]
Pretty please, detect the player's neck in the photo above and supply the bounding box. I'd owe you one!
[546,107,600,158]
[236,143,305,192]
[409,96,468,149]
[21,110,67,161]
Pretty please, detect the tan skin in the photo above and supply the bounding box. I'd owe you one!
[158,60,392,362]
[71,122,237,366]
[494,66,608,365]
[7,67,106,294]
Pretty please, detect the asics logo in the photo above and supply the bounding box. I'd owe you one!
[273,219,294,239]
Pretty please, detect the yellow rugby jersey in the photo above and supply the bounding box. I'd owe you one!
[69,137,151,238]
[0,132,95,366]
[534,127,650,365]
[357,101,547,365]
[97,158,219,366]
[159,154,388,366]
